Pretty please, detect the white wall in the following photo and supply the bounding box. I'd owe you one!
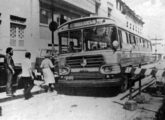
[97,0,126,27]
[0,0,41,64]
[98,0,143,36]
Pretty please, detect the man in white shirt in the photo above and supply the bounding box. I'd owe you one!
[21,52,34,100]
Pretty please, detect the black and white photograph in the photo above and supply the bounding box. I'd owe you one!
[0,0,165,120]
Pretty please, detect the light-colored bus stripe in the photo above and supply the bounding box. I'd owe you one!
[71,68,99,72]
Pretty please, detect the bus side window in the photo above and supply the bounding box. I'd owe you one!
[144,39,148,48]
[121,30,127,44]
[126,32,130,44]
[129,33,132,44]
[133,35,136,45]
[146,41,149,48]
[139,38,141,46]
[129,34,135,45]
[147,41,150,48]
[121,30,132,50]
[118,29,122,48]
[142,39,145,47]
[107,27,117,48]
[149,42,152,50]
[140,38,143,47]
[135,36,140,45]
[111,27,117,42]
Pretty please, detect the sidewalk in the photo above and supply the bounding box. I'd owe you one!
[0,80,45,103]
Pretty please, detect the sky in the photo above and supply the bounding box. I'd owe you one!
[124,0,165,40]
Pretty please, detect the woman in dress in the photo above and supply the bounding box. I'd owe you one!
[40,55,55,92]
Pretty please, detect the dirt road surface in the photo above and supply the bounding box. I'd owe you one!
[0,89,163,120]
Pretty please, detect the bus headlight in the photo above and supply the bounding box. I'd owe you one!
[59,66,70,75]
[100,65,112,74]
[100,64,121,74]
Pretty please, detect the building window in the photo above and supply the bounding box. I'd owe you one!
[10,24,17,46]
[126,21,128,27]
[40,8,49,24]
[10,15,26,47]
[18,26,25,46]
[108,8,112,17]
[10,24,26,47]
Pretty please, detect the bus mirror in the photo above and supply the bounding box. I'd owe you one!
[112,40,119,49]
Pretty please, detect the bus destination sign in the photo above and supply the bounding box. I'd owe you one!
[69,19,96,28]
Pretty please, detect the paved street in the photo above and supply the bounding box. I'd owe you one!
[0,90,140,120]
[0,82,163,120]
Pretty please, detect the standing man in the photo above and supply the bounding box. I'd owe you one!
[4,47,15,96]
[21,52,34,100]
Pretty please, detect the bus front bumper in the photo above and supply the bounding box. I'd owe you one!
[55,78,123,88]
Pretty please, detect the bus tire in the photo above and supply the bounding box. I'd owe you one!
[120,76,128,93]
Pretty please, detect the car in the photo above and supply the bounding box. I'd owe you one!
[0,54,22,92]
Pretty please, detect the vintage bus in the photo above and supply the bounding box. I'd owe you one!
[56,17,154,92]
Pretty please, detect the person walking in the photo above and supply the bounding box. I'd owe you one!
[21,52,34,100]
[4,47,15,96]
[40,55,55,92]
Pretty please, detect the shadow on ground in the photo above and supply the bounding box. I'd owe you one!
[55,86,120,97]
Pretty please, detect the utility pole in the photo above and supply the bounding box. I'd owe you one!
[49,0,58,56]
[51,0,55,53]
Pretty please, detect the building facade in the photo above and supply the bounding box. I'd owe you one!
[0,0,96,65]
[39,0,96,52]
[97,0,144,35]
[0,0,40,65]
[150,38,165,54]
[0,0,144,65]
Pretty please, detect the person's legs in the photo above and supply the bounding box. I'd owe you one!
[6,69,13,95]
[23,77,29,99]
[27,78,34,97]
[24,77,34,99]
[48,83,54,92]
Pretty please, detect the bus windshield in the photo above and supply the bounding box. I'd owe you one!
[59,30,82,54]
[84,26,117,51]
[59,25,117,54]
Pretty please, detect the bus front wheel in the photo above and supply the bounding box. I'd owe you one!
[120,76,128,93]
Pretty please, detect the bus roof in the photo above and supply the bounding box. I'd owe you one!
[58,16,116,31]
[57,16,149,40]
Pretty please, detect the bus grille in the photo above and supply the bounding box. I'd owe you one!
[66,55,104,68]
[70,72,104,80]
